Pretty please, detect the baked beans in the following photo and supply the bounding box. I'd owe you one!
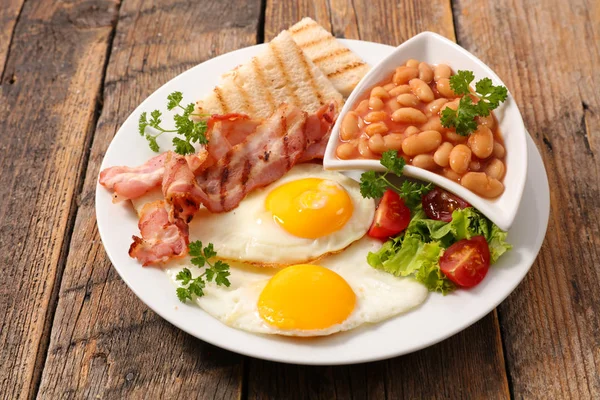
[418,62,434,83]
[336,59,507,199]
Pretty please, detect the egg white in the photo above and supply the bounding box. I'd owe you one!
[166,237,429,337]
[132,164,375,265]
[195,164,376,265]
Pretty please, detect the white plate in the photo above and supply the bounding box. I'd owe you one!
[96,40,549,365]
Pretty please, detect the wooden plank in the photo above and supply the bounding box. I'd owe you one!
[0,0,25,73]
[329,0,456,43]
[248,2,509,399]
[453,0,600,398]
[0,0,119,398]
[35,0,262,397]
[248,312,509,399]
[264,0,331,41]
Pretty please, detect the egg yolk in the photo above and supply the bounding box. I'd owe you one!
[258,264,356,331]
[265,178,354,239]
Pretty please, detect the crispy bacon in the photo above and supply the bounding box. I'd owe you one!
[306,101,337,143]
[202,113,261,170]
[128,200,189,266]
[298,103,336,163]
[298,132,330,163]
[162,152,208,223]
[99,114,259,200]
[99,153,167,202]
[297,102,336,162]
[197,102,336,212]
[105,103,338,267]
[184,151,209,175]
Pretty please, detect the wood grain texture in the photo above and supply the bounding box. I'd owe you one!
[330,0,456,44]
[0,0,25,74]
[249,2,509,399]
[264,0,331,41]
[0,0,119,398]
[35,0,262,398]
[248,312,509,400]
[453,0,600,398]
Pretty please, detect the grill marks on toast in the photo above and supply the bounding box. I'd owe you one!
[195,27,343,119]
[327,61,367,78]
[231,73,255,115]
[269,40,301,108]
[288,17,369,97]
[313,48,352,65]
[291,38,325,107]
[297,35,335,50]
[213,87,229,114]
[251,58,276,115]
[288,19,318,34]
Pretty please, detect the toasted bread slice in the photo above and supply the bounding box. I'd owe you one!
[195,31,343,119]
[288,17,370,97]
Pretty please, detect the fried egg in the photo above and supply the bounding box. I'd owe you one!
[167,237,428,336]
[187,163,375,265]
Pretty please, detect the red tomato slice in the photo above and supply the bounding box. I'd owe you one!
[368,189,411,239]
[422,188,471,222]
[439,236,491,288]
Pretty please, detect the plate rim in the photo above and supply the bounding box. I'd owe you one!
[95,39,550,365]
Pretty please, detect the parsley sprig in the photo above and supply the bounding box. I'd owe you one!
[139,91,209,155]
[440,70,508,136]
[400,181,434,208]
[175,241,231,303]
[360,151,406,199]
[359,150,433,203]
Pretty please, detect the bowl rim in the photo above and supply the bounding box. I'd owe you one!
[323,31,528,231]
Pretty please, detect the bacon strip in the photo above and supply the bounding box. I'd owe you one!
[297,102,336,162]
[298,131,331,163]
[197,102,336,212]
[129,200,189,266]
[99,153,167,202]
[162,152,208,223]
[99,114,259,200]
[106,103,337,266]
[202,114,261,169]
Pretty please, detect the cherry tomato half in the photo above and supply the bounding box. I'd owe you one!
[439,236,491,288]
[422,188,470,222]
[368,189,411,239]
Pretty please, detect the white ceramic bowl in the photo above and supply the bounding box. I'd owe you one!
[323,32,527,231]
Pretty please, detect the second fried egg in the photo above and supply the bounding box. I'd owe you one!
[166,236,428,337]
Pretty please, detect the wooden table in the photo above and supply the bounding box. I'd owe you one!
[1,0,598,398]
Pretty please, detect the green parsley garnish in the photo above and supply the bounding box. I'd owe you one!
[440,70,508,136]
[359,150,433,203]
[175,241,231,303]
[360,150,406,199]
[139,91,209,155]
[399,181,434,209]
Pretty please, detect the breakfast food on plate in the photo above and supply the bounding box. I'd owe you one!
[288,17,371,97]
[194,30,343,119]
[99,21,514,338]
[336,59,508,198]
[166,237,427,336]
[194,18,370,120]
[110,102,337,266]
[133,164,375,266]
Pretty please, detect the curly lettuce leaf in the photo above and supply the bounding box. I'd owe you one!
[368,236,454,294]
[423,207,512,263]
[367,206,512,294]
[488,224,511,263]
